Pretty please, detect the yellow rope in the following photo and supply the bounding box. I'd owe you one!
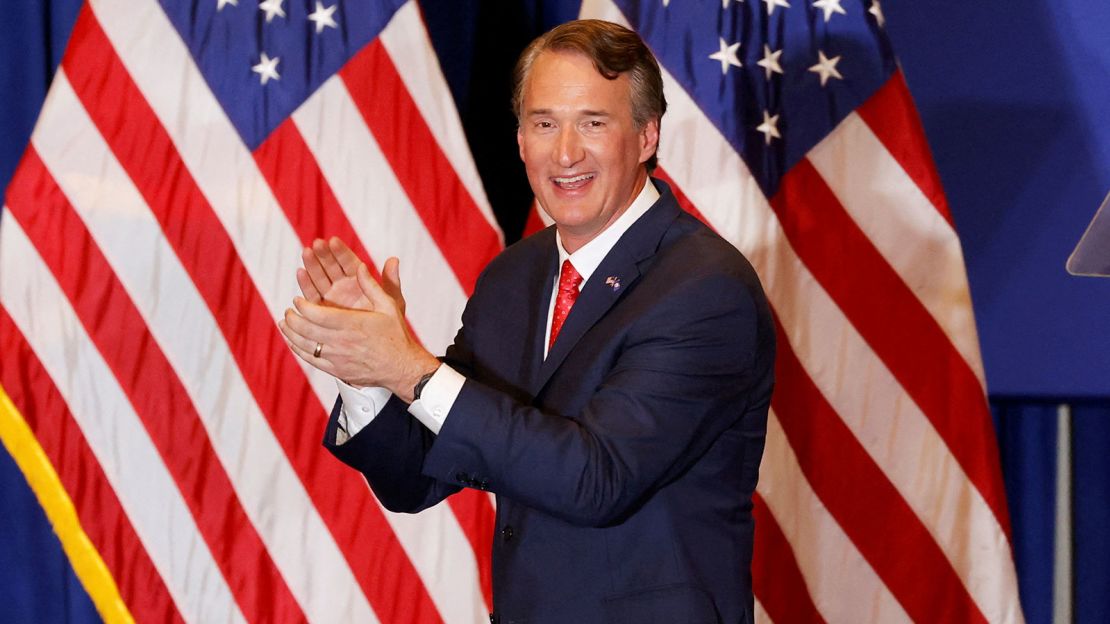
[0,383,134,624]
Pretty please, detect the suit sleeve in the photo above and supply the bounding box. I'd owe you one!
[421,271,772,527]
[323,394,462,513]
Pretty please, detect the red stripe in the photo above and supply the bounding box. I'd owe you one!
[5,148,305,624]
[771,319,988,623]
[771,159,1011,536]
[856,71,954,226]
[751,493,826,624]
[0,305,183,624]
[257,118,496,610]
[64,11,444,623]
[339,39,502,296]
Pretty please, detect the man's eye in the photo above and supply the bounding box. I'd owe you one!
[588,120,605,128]
[536,121,553,129]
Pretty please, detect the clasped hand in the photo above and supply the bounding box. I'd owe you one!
[278,237,439,402]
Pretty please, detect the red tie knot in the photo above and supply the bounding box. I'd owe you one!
[558,260,583,293]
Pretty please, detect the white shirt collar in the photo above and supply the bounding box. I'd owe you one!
[554,178,660,287]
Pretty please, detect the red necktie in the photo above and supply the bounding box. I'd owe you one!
[549,260,583,350]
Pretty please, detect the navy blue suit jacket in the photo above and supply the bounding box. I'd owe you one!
[325,181,775,624]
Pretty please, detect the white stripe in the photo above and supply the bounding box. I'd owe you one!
[760,411,911,624]
[90,1,489,619]
[0,215,244,624]
[806,114,986,387]
[380,0,503,242]
[294,74,489,624]
[31,71,378,624]
[579,1,1024,621]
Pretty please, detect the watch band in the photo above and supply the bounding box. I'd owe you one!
[412,369,437,401]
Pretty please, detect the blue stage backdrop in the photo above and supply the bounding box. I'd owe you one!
[885,0,1110,398]
[2,1,1108,623]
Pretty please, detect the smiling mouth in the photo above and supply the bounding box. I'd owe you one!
[552,173,595,190]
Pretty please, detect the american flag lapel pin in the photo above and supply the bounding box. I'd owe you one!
[605,276,621,291]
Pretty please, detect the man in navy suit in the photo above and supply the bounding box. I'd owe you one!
[280,19,774,624]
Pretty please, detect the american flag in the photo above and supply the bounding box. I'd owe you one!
[571,0,1024,621]
[1,0,498,621]
[0,0,1022,623]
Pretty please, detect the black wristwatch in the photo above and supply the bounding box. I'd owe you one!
[412,368,438,401]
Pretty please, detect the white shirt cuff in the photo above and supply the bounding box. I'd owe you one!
[407,365,466,435]
[336,380,394,443]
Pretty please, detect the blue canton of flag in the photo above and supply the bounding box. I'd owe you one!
[159,0,407,148]
[617,0,894,196]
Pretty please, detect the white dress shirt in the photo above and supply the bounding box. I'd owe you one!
[334,177,660,442]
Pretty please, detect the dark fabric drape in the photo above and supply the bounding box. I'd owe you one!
[0,2,97,622]
[0,1,83,196]
[994,400,1062,624]
[1071,404,1110,622]
[994,399,1110,623]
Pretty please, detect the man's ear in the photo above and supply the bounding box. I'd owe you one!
[638,118,660,165]
[517,127,525,162]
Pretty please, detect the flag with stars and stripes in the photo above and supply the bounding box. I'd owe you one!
[560,0,1025,622]
[1,0,500,622]
[0,0,1023,623]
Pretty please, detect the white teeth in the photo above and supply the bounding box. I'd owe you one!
[553,173,594,184]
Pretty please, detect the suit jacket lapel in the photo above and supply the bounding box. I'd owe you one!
[522,230,560,391]
[530,186,681,396]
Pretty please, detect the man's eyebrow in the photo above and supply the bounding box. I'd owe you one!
[524,108,612,117]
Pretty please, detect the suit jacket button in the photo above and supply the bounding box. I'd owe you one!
[501,525,514,542]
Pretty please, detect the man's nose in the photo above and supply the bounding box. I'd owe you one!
[554,127,584,168]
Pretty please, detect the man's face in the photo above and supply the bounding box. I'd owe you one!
[517,50,659,252]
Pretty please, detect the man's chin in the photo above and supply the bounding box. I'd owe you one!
[544,208,596,231]
[541,193,599,219]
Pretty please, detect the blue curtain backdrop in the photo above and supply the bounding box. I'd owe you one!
[1071,405,1110,622]
[995,401,1060,624]
[0,5,99,621]
[885,0,1110,398]
[992,401,1110,623]
[2,1,1108,622]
